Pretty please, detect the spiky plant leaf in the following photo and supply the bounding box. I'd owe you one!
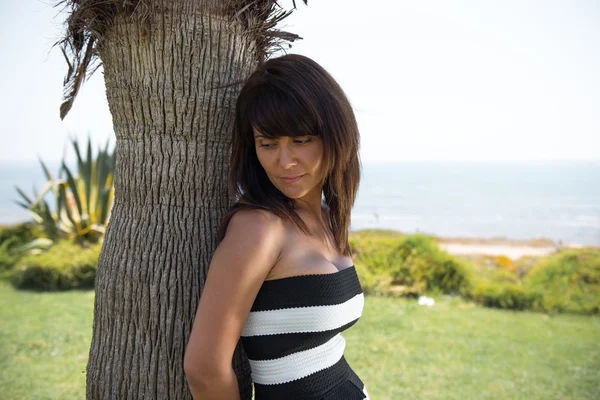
[38,199,60,241]
[11,238,54,255]
[14,186,33,206]
[85,136,93,213]
[13,200,30,209]
[58,182,79,232]
[25,209,44,225]
[33,181,57,205]
[62,161,84,218]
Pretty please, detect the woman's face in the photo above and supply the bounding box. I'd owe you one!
[253,127,325,203]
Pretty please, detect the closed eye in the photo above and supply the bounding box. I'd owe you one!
[294,138,312,145]
[257,137,312,149]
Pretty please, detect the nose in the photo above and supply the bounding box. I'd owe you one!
[278,145,297,169]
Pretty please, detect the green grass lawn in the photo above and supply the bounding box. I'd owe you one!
[1,280,598,400]
[345,295,600,400]
[0,280,94,400]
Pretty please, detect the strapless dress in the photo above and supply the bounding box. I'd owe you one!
[240,265,369,400]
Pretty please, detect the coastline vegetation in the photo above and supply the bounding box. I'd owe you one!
[0,226,598,398]
[1,224,598,314]
[351,230,600,315]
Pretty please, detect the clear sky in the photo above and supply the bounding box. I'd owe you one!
[1,0,599,163]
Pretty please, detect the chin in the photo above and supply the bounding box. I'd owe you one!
[271,182,305,198]
[279,188,309,199]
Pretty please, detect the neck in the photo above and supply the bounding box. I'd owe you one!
[294,190,338,253]
[292,187,326,224]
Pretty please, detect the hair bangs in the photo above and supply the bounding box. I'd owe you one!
[244,82,321,142]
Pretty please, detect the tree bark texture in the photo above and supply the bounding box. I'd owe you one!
[86,4,258,399]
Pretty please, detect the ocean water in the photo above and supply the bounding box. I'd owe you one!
[1,160,599,245]
[352,161,600,246]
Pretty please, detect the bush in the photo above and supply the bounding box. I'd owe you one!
[493,255,516,272]
[350,230,404,272]
[353,230,600,315]
[0,222,45,244]
[523,248,600,315]
[350,230,405,295]
[386,234,473,296]
[514,256,538,278]
[0,223,46,274]
[469,281,542,311]
[10,240,101,290]
[485,267,521,285]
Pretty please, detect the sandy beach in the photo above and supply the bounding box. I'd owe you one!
[434,236,593,260]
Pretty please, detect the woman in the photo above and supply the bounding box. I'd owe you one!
[184,54,368,400]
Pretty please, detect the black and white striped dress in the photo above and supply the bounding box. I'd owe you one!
[240,265,369,400]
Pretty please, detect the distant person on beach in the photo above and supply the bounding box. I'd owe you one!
[183,54,370,399]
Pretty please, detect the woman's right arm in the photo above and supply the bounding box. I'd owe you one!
[183,209,285,399]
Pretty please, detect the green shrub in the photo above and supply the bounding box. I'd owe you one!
[0,223,46,274]
[10,240,101,291]
[514,255,537,278]
[0,222,45,244]
[350,230,404,271]
[350,230,405,295]
[354,231,600,316]
[523,248,600,315]
[485,267,521,285]
[386,234,473,296]
[469,281,542,310]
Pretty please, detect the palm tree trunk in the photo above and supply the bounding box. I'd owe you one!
[86,5,257,399]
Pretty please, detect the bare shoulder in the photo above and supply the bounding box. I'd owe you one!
[183,208,286,377]
[223,208,285,253]
[226,207,284,235]
[216,207,286,278]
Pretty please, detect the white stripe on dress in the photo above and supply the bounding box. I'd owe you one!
[249,333,346,385]
[241,293,364,337]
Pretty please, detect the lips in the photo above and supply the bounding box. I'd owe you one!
[280,174,305,183]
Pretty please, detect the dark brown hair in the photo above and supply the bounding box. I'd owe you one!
[217,54,361,256]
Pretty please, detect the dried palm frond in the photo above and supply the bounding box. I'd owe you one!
[54,0,308,119]
[54,0,154,120]
[58,35,96,120]
[227,0,308,60]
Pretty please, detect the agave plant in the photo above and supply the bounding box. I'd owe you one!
[14,159,64,241]
[61,136,115,241]
[14,136,115,244]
